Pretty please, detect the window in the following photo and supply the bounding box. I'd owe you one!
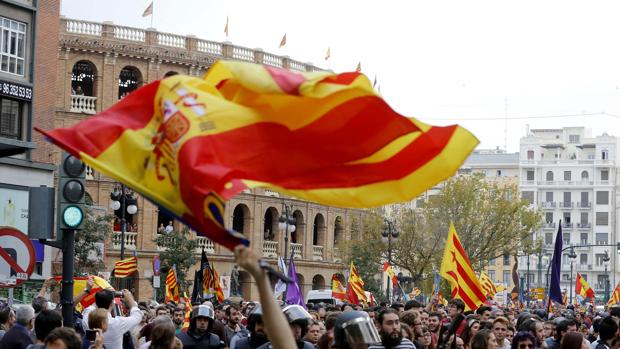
[580,212,588,224]
[569,135,580,143]
[563,233,570,245]
[596,254,608,266]
[0,17,26,75]
[545,192,553,202]
[564,171,572,181]
[521,191,534,204]
[580,233,588,244]
[0,97,21,139]
[527,170,535,181]
[601,170,609,181]
[488,270,495,281]
[596,191,609,205]
[545,233,553,244]
[562,274,569,281]
[545,212,553,223]
[596,233,608,245]
[580,254,587,265]
[602,150,608,160]
[581,171,589,180]
[596,212,608,226]
[497,170,502,177]
[563,212,571,223]
[503,254,510,266]
[503,271,510,284]
[563,192,571,205]
[489,256,496,265]
[527,150,534,160]
[580,192,588,205]
[546,171,554,181]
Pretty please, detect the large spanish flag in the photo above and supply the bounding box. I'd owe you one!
[37,60,478,250]
[440,223,486,311]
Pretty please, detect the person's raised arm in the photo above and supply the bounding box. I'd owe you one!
[233,245,296,349]
[74,276,94,305]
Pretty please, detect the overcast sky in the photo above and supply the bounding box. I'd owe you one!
[61,0,620,152]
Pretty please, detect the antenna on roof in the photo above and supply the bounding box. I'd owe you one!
[504,98,508,151]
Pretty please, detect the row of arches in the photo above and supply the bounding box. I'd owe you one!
[231,204,346,246]
[545,170,590,181]
[71,60,178,100]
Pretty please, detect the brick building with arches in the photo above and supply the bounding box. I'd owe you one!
[54,17,365,300]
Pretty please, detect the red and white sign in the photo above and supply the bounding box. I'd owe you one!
[0,227,35,288]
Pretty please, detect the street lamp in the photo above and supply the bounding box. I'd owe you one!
[278,204,296,265]
[382,219,398,303]
[110,184,138,261]
[567,247,577,304]
[603,250,611,303]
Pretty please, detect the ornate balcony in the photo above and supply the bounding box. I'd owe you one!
[312,245,324,261]
[577,222,591,229]
[541,201,557,209]
[543,222,556,229]
[70,95,97,114]
[262,240,278,258]
[559,202,574,208]
[576,201,591,209]
[290,243,302,260]
[195,236,215,254]
[112,231,137,250]
[562,222,574,229]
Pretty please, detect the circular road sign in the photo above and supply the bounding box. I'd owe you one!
[0,226,35,288]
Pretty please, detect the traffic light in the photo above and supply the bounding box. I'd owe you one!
[57,152,86,233]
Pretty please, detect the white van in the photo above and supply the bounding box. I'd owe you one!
[305,289,374,306]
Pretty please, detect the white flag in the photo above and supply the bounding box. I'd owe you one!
[142,2,153,17]
[273,255,288,299]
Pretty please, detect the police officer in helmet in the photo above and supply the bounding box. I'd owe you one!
[257,305,314,349]
[176,305,222,349]
[230,304,269,349]
[333,311,382,349]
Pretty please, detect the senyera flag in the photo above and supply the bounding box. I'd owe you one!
[36,60,478,250]
[52,275,112,312]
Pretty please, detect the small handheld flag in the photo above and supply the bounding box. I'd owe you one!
[279,34,287,48]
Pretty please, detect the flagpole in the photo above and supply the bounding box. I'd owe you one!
[150,0,154,28]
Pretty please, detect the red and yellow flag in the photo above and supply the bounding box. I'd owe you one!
[212,267,225,302]
[52,276,112,312]
[182,292,192,331]
[608,282,620,306]
[37,61,477,250]
[478,271,497,298]
[440,223,486,311]
[383,262,398,287]
[562,291,568,306]
[114,256,138,278]
[346,262,367,305]
[575,272,595,299]
[165,268,180,303]
[331,274,345,300]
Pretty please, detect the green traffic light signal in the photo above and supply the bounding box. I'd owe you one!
[58,152,86,233]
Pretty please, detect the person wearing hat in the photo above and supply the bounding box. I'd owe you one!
[176,305,222,349]
[332,311,382,349]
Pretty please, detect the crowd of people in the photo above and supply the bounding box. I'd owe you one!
[1,247,618,349]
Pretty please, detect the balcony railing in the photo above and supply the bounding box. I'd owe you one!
[543,222,556,229]
[112,231,137,250]
[262,240,278,258]
[70,95,97,114]
[577,201,591,208]
[312,245,324,261]
[333,247,342,262]
[559,202,574,208]
[562,222,573,228]
[541,201,556,209]
[290,243,302,260]
[195,237,215,254]
[577,222,591,229]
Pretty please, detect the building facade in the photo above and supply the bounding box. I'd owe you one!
[55,17,362,301]
[519,127,617,302]
[0,0,59,299]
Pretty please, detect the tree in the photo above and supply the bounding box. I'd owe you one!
[391,173,542,284]
[154,228,198,293]
[74,207,113,275]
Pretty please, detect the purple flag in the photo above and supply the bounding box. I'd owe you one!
[285,254,306,308]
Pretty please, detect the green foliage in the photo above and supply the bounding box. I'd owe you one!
[154,228,198,293]
[74,207,113,275]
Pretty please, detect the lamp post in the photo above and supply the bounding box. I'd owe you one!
[604,250,611,303]
[526,255,530,305]
[382,219,398,303]
[278,204,296,266]
[567,247,577,304]
[110,184,138,289]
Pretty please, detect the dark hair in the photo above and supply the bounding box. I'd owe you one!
[476,306,491,315]
[32,296,48,313]
[44,327,82,349]
[429,311,442,319]
[471,329,493,349]
[340,303,353,311]
[34,309,63,341]
[0,304,11,324]
[150,321,176,349]
[609,306,620,318]
[401,323,414,340]
[592,318,602,334]
[225,304,240,316]
[561,332,583,349]
[449,299,465,312]
[461,318,480,346]
[390,303,404,311]
[173,308,184,316]
[556,319,577,340]
[325,311,341,331]
[598,316,618,341]
[405,300,422,311]
[94,289,114,309]
[511,331,536,349]
[378,308,400,326]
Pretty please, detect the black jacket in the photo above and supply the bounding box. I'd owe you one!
[176,330,222,349]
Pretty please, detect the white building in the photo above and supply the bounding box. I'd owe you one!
[519,126,617,302]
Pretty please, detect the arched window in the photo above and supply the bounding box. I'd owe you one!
[581,171,589,181]
[312,274,325,290]
[334,216,344,246]
[313,213,326,246]
[263,207,279,241]
[232,204,251,235]
[118,66,143,99]
[292,210,304,244]
[546,171,554,181]
[71,60,97,96]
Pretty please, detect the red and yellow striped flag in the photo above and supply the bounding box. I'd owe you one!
[52,276,112,312]
[440,223,486,311]
[331,274,345,300]
[575,272,595,299]
[114,256,138,278]
[562,291,567,306]
[346,262,367,305]
[182,292,192,331]
[212,267,225,302]
[37,61,477,250]
[608,282,620,306]
[165,268,180,303]
[383,262,398,287]
[478,271,497,298]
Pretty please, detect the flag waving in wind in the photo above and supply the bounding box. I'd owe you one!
[548,223,563,305]
[331,274,345,300]
[346,262,367,305]
[383,262,398,287]
[142,2,153,17]
[279,34,287,48]
[37,61,477,250]
[608,282,620,306]
[575,272,595,299]
[440,224,486,311]
[285,253,306,308]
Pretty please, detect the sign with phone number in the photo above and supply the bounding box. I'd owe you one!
[0,79,32,101]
